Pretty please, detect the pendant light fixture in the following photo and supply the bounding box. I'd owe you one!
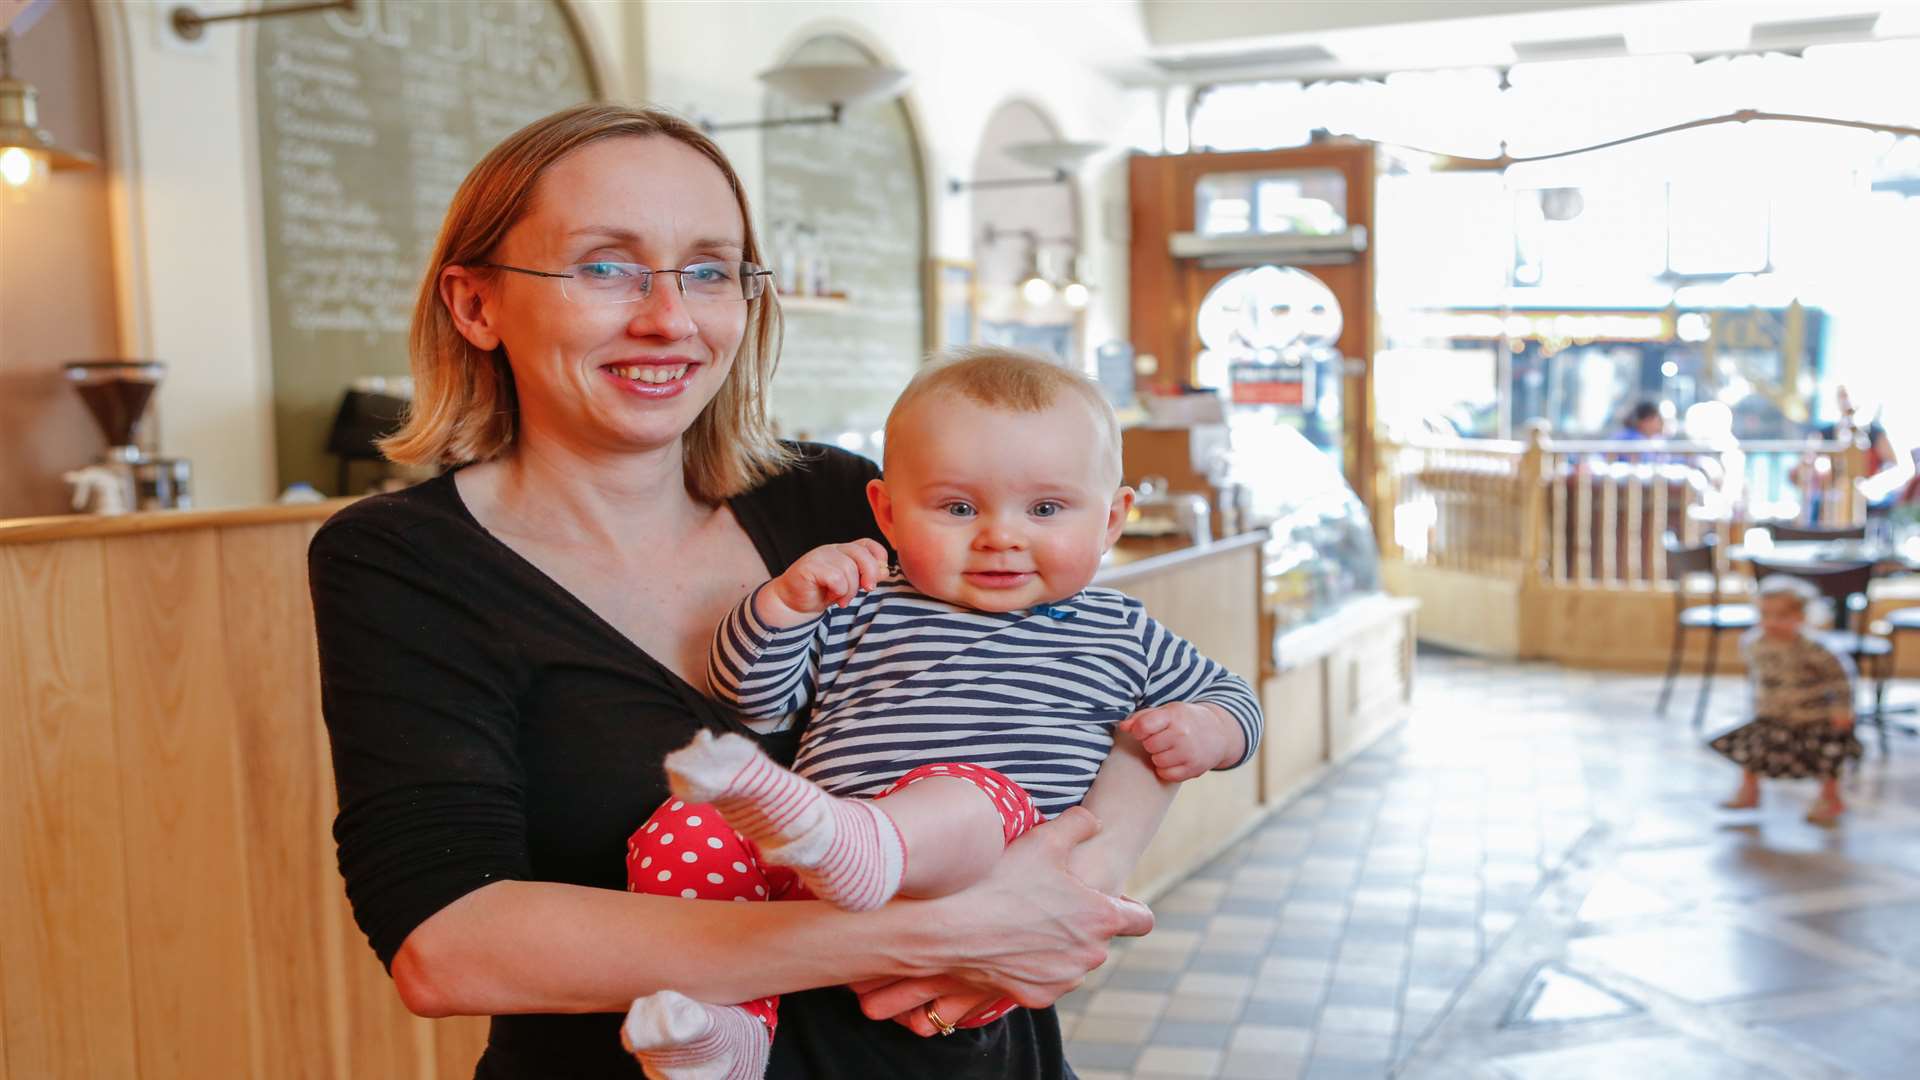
[704,63,911,133]
[0,32,98,195]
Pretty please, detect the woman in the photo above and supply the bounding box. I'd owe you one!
[308,103,1150,1079]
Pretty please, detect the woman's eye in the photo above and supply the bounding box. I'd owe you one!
[1031,501,1063,518]
[577,261,634,281]
[684,261,735,283]
[943,502,976,518]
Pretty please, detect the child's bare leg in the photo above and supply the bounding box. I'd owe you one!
[1818,776,1844,810]
[1721,771,1760,809]
[871,776,1008,897]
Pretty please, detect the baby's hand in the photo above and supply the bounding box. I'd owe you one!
[756,539,889,626]
[1117,702,1244,782]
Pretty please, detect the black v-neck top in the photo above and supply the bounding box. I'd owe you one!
[308,444,1073,1079]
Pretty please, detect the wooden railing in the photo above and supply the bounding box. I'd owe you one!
[1379,427,1867,590]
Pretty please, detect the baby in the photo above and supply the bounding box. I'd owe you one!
[621,349,1263,1079]
[1710,575,1862,825]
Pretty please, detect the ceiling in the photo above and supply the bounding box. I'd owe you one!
[1116,0,1920,84]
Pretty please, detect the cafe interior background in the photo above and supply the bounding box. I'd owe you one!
[6,1,1920,1078]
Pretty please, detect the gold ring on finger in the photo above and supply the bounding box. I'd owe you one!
[923,1004,957,1036]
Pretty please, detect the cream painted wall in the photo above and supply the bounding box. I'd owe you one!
[90,0,631,508]
[636,1,1160,374]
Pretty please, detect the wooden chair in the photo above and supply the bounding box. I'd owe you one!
[1658,535,1756,730]
[1745,557,1895,754]
[1766,523,1867,542]
[1883,605,1920,749]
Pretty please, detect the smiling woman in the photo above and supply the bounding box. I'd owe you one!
[306,103,1149,1080]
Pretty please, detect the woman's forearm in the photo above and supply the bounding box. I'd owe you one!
[394,810,1154,1019]
[394,879,940,1017]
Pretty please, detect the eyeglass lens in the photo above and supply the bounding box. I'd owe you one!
[560,261,769,305]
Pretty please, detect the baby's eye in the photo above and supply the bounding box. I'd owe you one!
[942,502,977,518]
[1030,501,1064,518]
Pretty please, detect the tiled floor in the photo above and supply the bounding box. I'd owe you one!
[1060,651,1920,1079]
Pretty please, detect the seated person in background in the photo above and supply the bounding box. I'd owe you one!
[1613,400,1666,443]
[1709,576,1861,826]
[620,349,1264,1078]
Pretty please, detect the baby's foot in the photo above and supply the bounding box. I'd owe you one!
[622,990,769,1080]
[1718,790,1760,810]
[665,731,904,911]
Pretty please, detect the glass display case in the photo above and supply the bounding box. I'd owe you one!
[1258,426,1384,654]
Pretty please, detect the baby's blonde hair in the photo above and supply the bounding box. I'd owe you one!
[885,347,1121,483]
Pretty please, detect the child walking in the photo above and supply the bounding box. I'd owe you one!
[1709,575,1863,826]
[620,349,1264,1078]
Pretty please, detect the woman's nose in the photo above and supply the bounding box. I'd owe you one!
[624,282,697,340]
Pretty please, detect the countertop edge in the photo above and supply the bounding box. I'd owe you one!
[1094,529,1269,587]
[0,500,358,545]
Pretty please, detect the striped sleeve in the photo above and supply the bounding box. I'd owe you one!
[1137,615,1263,769]
[707,583,830,722]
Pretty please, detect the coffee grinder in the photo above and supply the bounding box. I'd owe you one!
[62,360,192,513]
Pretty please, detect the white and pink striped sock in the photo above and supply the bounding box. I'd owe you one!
[622,991,768,1080]
[665,731,905,911]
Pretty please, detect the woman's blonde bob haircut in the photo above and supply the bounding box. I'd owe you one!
[380,103,794,502]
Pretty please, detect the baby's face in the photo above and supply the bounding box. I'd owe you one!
[868,395,1131,613]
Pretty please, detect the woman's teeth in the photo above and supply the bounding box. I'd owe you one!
[611,364,689,384]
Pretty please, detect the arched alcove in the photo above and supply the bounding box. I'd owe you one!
[759,32,927,447]
[969,100,1082,366]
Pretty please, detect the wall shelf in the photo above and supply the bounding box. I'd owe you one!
[776,294,855,313]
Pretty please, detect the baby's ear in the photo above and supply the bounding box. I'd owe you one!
[866,479,899,545]
[1104,486,1135,550]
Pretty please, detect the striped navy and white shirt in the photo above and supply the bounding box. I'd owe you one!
[708,578,1263,818]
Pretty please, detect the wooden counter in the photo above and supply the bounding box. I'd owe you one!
[0,507,1275,1078]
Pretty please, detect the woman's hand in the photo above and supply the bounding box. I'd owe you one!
[755,540,889,627]
[869,806,1153,1017]
[1117,702,1244,781]
[855,975,1003,1037]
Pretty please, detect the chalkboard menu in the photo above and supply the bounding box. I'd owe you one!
[759,35,926,446]
[256,0,596,493]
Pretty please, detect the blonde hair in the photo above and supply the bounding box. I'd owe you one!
[380,103,794,501]
[886,347,1121,482]
[1757,575,1823,621]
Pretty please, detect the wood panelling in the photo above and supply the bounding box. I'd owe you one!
[0,513,489,1078]
[0,540,139,1078]
[104,529,260,1078]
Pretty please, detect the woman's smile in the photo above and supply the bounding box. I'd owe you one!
[600,358,701,399]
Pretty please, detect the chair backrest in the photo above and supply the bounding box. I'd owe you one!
[1744,557,1877,633]
[1766,523,1867,542]
[1664,535,1716,580]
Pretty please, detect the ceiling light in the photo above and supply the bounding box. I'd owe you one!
[707,63,911,133]
[0,33,97,195]
[1062,281,1091,308]
[1021,275,1057,305]
[950,139,1105,194]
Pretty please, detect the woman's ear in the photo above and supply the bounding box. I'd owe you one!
[440,265,502,351]
[1103,486,1136,550]
[866,478,899,547]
